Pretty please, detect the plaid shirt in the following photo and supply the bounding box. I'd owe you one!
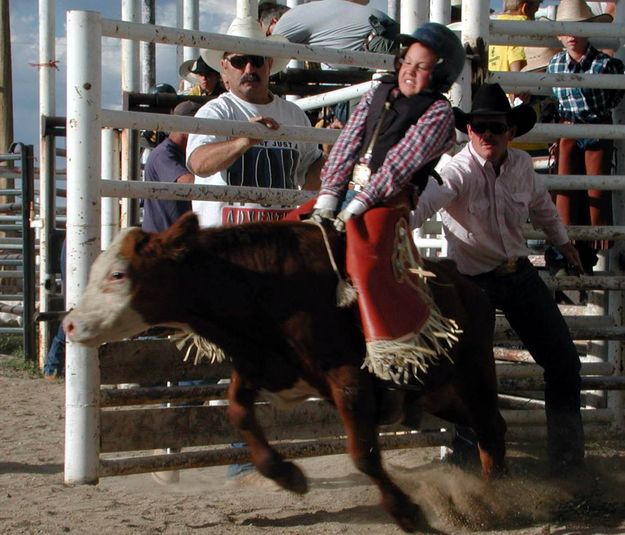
[318,87,455,211]
[547,44,625,123]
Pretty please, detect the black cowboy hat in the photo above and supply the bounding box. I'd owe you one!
[453,83,537,137]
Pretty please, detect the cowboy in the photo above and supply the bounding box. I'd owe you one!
[547,0,625,274]
[178,55,224,97]
[413,82,586,476]
[186,16,324,228]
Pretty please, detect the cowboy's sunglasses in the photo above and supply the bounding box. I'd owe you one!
[470,122,510,135]
[224,55,266,69]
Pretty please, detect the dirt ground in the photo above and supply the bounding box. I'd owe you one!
[1,363,625,535]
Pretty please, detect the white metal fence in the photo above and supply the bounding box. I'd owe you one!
[64,0,625,485]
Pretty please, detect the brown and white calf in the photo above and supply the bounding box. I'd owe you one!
[64,212,505,533]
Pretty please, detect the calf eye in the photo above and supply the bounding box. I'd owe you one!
[108,270,126,281]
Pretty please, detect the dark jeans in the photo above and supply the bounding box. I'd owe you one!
[467,261,584,466]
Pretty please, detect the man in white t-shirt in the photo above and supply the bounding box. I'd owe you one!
[187,16,324,227]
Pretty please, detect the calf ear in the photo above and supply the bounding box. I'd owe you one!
[159,212,200,259]
[121,227,151,257]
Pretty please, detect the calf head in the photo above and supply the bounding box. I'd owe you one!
[64,213,200,346]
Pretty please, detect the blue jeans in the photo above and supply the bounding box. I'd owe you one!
[44,241,66,377]
[226,442,254,478]
[43,325,65,377]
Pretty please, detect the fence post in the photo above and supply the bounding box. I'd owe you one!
[19,144,35,362]
[38,0,57,369]
[101,128,120,249]
[65,9,102,484]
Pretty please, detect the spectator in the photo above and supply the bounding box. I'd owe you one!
[186,15,324,479]
[308,23,464,399]
[547,0,624,274]
[142,100,202,233]
[187,16,324,228]
[489,1,543,104]
[178,55,225,97]
[413,82,585,476]
[259,0,400,66]
[513,46,561,156]
[43,241,66,381]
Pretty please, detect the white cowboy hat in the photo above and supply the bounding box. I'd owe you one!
[178,56,219,84]
[521,46,561,72]
[200,16,290,76]
[556,0,613,23]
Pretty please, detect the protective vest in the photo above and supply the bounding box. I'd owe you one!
[362,75,445,193]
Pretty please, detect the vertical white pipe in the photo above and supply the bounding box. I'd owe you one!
[182,0,199,63]
[430,0,451,25]
[176,0,184,87]
[141,0,155,92]
[121,0,141,227]
[284,0,304,70]
[387,0,400,23]
[101,129,120,249]
[462,0,490,52]
[65,9,102,485]
[237,0,258,18]
[401,0,429,34]
[38,0,55,368]
[608,0,625,429]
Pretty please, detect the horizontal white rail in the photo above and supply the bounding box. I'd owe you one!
[100,18,394,71]
[295,81,377,110]
[492,19,621,39]
[101,179,315,205]
[504,407,613,425]
[491,34,618,49]
[544,175,625,190]
[520,123,625,142]
[497,361,614,378]
[523,224,625,241]
[101,110,339,145]
[487,71,624,89]
[492,71,625,90]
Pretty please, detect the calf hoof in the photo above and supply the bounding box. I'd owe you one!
[274,461,308,495]
[386,497,424,533]
[395,502,424,533]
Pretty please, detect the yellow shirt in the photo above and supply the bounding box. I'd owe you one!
[488,14,527,72]
[489,14,546,152]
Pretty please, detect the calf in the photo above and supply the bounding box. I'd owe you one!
[64,212,505,533]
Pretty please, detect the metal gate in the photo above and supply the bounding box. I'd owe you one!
[0,143,36,362]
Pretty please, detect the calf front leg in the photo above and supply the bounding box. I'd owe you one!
[327,366,423,533]
[227,370,307,494]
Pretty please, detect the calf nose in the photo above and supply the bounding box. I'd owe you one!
[63,316,76,339]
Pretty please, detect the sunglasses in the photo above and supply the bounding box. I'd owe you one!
[470,121,510,135]
[224,55,266,69]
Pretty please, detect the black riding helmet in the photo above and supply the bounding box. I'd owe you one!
[398,22,465,93]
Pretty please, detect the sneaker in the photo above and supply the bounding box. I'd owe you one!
[44,373,63,382]
[151,470,180,485]
[226,462,255,479]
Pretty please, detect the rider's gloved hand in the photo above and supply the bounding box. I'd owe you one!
[333,209,355,232]
[310,208,336,224]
